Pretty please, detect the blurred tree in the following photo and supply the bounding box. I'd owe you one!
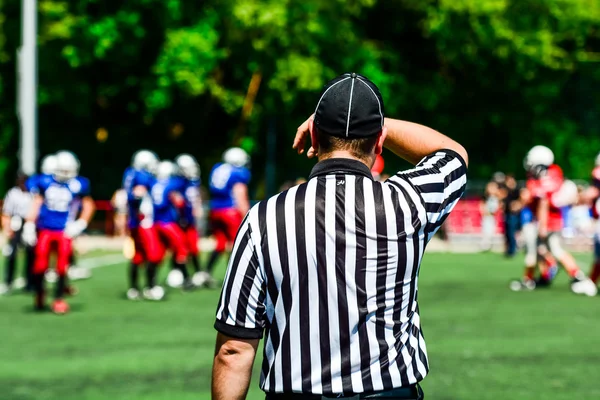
[0,0,598,197]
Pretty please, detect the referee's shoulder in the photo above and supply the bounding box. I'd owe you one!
[249,180,310,216]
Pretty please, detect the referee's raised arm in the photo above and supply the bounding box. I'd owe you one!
[213,72,467,400]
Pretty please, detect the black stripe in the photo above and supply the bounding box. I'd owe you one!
[294,183,312,392]
[335,175,352,393]
[234,226,262,326]
[372,182,393,389]
[217,226,250,324]
[315,177,332,394]
[257,200,280,389]
[354,177,373,392]
[274,191,293,392]
[389,188,410,386]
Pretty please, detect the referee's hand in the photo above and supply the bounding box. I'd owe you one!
[292,114,318,158]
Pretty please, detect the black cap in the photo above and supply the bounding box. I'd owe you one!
[314,73,385,138]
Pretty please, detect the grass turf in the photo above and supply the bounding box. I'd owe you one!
[1,251,599,400]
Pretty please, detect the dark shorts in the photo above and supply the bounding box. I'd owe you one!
[265,384,423,400]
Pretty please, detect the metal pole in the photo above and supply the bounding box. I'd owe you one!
[265,117,276,197]
[17,0,38,175]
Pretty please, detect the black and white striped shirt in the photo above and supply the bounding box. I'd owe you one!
[2,187,33,219]
[215,150,467,396]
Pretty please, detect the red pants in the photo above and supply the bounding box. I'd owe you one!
[184,226,199,257]
[34,230,72,275]
[131,226,165,265]
[156,222,188,263]
[210,208,243,253]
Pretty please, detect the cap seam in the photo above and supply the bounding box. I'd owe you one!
[345,77,356,137]
[314,76,352,123]
[356,77,384,128]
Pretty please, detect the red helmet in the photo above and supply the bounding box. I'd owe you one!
[371,154,385,176]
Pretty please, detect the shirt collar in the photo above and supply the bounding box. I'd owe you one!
[309,158,374,180]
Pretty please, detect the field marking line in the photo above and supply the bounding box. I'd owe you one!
[78,254,126,269]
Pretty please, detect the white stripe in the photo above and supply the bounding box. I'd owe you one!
[381,184,403,387]
[344,176,364,394]
[284,185,303,392]
[314,76,352,116]
[325,176,343,393]
[265,194,285,392]
[362,178,384,391]
[304,179,322,393]
[356,77,384,127]
[345,77,356,137]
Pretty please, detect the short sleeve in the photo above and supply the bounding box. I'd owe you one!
[214,214,266,339]
[389,149,467,233]
[2,189,14,214]
[25,176,38,193]
[79,177,91,196]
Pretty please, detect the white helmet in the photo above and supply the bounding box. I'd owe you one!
[156,160,177,180]
[132,150,159,173]
[595,152,600,167]
[223,147,249,168]
[524,145,554,172]
[175,154,200,179]
[41,154,58,175]
[54,151,80,182]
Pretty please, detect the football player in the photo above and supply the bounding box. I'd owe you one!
[123,150,165,300]
[573,152,600,293]
[205,147,251,285]
[152,161,193,290]
[174,154,204,284]
[511,146,596,295]
[26,154,57,194]
[22,151,95,314]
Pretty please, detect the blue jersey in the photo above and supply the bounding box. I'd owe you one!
[25,173,51,194]
[174,176,200,225]
[37,175,91,231]
[521,207,534,225]
[151,177,181,224]
[209,163,250,210]
[122,167,155,228]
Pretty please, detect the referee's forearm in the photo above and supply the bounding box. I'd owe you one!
[211,333,258,400]
[383,118,469,166]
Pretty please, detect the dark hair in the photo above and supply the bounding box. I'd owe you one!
[316,129,378,162]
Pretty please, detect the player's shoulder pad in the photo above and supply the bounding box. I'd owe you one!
[70,176,91,195]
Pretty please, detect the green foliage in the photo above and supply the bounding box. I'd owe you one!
[0,0,599,196]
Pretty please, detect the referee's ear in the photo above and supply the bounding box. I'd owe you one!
[374,127,387,156]
[309,118,319,156]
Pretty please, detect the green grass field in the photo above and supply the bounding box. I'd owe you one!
[1,251,600,400]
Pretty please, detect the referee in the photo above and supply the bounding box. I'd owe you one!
[212,73,468,399]
[1,172,34,294]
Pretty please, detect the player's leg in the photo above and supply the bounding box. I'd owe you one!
[206,210,229,275]
[139,225,166,299]
[24,240,35,292]
[158,223,191,288]
[1,231,20,293]
[186,226,201,273]
[548,233,598,296]
[32,231,52,310]
[510,222,537,291]
[590,233,600,285]
[126,228,144,299]
[52,234,73,314]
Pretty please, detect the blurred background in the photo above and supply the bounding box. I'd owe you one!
[1,0,599,198]
[1,1,600,400]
